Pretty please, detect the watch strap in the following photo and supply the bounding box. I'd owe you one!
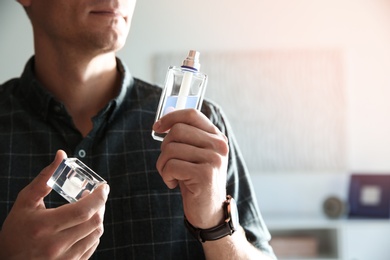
[184,195,236,243]
[184,216,234,242]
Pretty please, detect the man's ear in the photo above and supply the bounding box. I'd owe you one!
[17,0,32,8]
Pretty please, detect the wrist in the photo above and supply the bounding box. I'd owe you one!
[184,195,226,229]
[185,207,225,230]
[184,195,239,243]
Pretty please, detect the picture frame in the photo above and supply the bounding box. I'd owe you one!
[348,174,390,219]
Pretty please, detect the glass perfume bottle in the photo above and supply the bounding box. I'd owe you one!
[152,50,208,141]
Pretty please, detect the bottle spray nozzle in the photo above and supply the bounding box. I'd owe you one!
[182,50,201,71]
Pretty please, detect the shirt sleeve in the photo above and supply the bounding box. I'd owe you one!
[201,100,277,259]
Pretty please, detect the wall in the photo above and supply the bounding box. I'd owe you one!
[1,1,390,216]
[126,0,390,173]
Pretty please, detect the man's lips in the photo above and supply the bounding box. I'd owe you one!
[90,10,125,18]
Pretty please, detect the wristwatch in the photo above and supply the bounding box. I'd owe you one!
[184,195,239,243]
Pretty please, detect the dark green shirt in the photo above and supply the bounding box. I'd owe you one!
[0,57,274,259]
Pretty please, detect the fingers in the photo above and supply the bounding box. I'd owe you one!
[18,150,67,208]
[156,141,224,187]
[80,240,100,260]
[52,224,102,260]
[47,183,109,232]
[154,109,229,193]
[154,109,228,154]
[61,209,105,259]
[58,192,106,259]
[162,122,228,154]
[153,109,224,139]
[61,203,105,244]
[159,157,205,191]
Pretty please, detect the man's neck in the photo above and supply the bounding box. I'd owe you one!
[34,49,121,137]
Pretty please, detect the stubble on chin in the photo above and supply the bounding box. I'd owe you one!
[80,28,128,55]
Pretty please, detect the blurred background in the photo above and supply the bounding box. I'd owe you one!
[1,1,390,259]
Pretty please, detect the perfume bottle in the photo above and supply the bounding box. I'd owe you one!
[152,50,208,141]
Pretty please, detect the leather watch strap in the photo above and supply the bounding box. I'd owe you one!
[184,216,234,242]
[184,195,237,243]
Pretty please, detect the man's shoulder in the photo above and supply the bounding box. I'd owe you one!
[130,77,162,102]
[0,77,20,99]
[132,77,162,92]
[0,77,19,87]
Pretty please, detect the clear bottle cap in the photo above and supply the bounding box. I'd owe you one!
[47,158,106,203]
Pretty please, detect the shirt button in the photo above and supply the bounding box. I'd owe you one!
[78,149,86,158]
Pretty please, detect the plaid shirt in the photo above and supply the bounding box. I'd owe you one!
[0,57,274,259]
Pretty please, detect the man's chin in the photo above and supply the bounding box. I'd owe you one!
[89,34,127,54]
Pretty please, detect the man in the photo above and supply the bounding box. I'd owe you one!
[0,0,276,259]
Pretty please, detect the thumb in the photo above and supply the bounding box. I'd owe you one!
[22,150,67,207]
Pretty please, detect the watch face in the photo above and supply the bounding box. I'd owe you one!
[228,197,240,230]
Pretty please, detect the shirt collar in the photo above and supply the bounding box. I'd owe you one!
[19,56,54,120]
[111,57,134,120]
[19,56,134,122]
